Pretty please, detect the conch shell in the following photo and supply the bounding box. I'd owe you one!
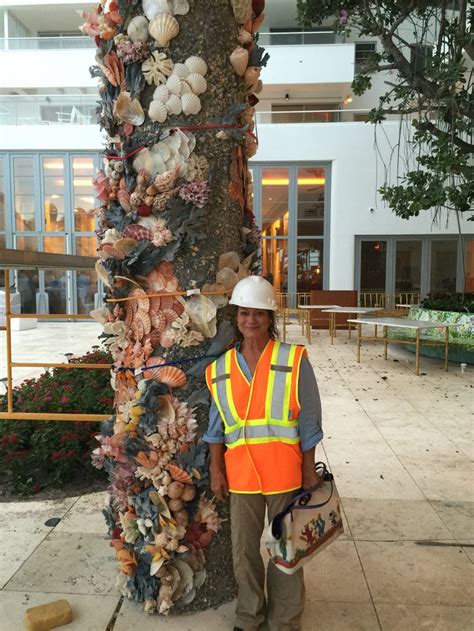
[148,13,179,48]
[230,46,249,76]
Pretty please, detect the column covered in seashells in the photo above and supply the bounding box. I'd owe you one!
[82,0,268,616]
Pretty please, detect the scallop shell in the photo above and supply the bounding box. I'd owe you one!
[172,62,189,78]
[135,308,152,334]
[160,327,176,348]
[143,356,165,379]
[181,80,192,94]
[151,311,167,332]
[143,0,172,20]
[149,14,179,47]
[154,165,180,192]
[181,93,201,115]
[127,15,149,43]
[100,243,125,259]
[114,91,145,126]
[166,74,182,95]
[237,27,253,45]
[117,188,132,212]
[147,270,166,291]
[158,365,186,388]
[129,288,150,311]
[166,94,182,115]
[114,238,137,255]
[123,224,153,241]
[184,73,207,95]
[149,100,168,123]
[184,55,207,76]
[230,47,249,76]
[167,463,193,484]
[152,85,169,104]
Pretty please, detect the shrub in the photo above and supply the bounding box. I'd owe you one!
[0,350,114,495]
[420,292,474,313]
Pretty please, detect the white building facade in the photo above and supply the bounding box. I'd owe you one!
[0,0,472,314]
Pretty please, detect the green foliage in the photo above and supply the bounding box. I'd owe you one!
[297,0,473,220]
[420,292,474,313]
[0,350,113,495]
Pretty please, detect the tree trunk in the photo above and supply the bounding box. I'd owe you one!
[87,0,263,617]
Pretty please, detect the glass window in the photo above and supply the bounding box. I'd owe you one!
[297,239,323,292]
[75,236,97,257]
[262,239,288,294]
[430,240,457,294]
[360,240,387,293]
[43,157,65,232]
[16,235,38,252]
[297,167,325,236]
[0,157,5,231]
[45,270,67,314]
[13,156,35,231]
[261,168,289,237]
[76,270,97,314]
[465,240,474,293]
[17,270,39,314]
[73,156,96,232]
[395,240,421,293]
[44,236,65,253]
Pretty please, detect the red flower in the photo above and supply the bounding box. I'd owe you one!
[60,433,81,443]
[9,433,17,444]
[33,482,42,494]
[60,395,70,404]
[51,450,66,461]
[65,450,75,460]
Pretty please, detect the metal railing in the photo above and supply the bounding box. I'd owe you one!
[255,109,371,124]
[0,95,98,125]
[358,292,421,310]
[258,31,344,46]
[0,36,94,50]
[0,249,110,423]
[275,292,311,309]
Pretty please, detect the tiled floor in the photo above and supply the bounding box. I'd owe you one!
[0,322,472,630]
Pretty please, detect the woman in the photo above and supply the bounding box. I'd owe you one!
[204,276,323,631]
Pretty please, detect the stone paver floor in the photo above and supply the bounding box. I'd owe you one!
[0,322,472,630]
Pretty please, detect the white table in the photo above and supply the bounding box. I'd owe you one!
[322,307,383,344]
[298,304,341,332]
[347,316,464,375]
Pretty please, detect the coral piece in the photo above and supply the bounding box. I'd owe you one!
[116,39,149,64]
[148,14,179,48]
[142,51,174,86]
[184,56,207,76]
[230,47,249,76]
[179,180,210,208]
[185,154,209,182]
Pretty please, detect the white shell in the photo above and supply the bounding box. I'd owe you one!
[230,46,249,76]
[152,141,171,162]
[173,62,190,78]
[181,80,192,94]
[153,84,170,103]
[127,16,149,43]
[166,94,182,115]
[184,73,207,95]
[170,0,189,15]
[237,27,253,45]
[181,93,201,115]
[184,55,207,76]
[149,100,168,123]
[148,14,179,48]
[113,91,145,126]
[254,79,263,94]
[166,74,183,95]
[143,0,172,20]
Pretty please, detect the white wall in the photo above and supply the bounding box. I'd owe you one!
[0,123,101,149]
[252,122,473,289]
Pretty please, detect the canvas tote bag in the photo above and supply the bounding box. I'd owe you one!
[265,462,344,574]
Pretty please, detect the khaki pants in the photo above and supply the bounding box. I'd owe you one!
[230,491,305,631]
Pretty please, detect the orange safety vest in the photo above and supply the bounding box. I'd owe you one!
[205,339,306,495]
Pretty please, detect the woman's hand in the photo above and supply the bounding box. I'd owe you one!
[302,446,318,490]
[210,467,229,501]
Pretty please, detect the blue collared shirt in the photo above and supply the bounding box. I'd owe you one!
[203,347,323,452]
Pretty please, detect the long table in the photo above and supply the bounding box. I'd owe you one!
[322,307,383,344]
[347,316,464,375]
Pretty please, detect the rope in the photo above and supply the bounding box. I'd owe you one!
[106,288,232,303]
[116,353,220,373]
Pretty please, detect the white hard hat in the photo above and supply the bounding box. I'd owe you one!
[229,276,278,311]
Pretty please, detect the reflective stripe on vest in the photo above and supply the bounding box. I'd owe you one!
[211,341,299,448]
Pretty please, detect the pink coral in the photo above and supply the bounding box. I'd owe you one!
[116,40,149,64]
[179,181,210,209]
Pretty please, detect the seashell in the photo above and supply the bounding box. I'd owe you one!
[230,46,249,76]
[133,149,153,175]
[163,308,179,325]
[95,260,112,288]
[158,365,187,388]
[169,0,189,15]
[184,73,207,95]
[127,15,149,43]
[100,243,125,259]
[123,224,153,241]
[254,79,263,94]
[180,80,192,94]
[181,93,201,115]
[147,270,166,291]
[143,0,172,20]
[160,326,176,348]
[169,498,184,512]
[132,318,144,341]
[251,12,265,33]
[148,14,179,48]
[117,188,132,212]
[166,73,182,95]
[181,485,196,501]
[129,287,150,311]
[149,295,162,313]
[184,55,207,76]
[143,355,165,379]
[172,62,189,78]
[154,165,180,192]
[165,94,182,115]
[167,463,193,484]
[156,395,176,423]
[244,66,261,88]
[237,27,253,45]
[149,491,172,518]
[167,480,184,498]
[216,267,239,289]
[149,100,168,123]
[134,308,152,334]
[153,85,170,103]
[115,275,143,290]
[218,251,240,271]
[114,91,145,127]
[173,509,189,527]
[231,0,252,23]
[185,294,217,338]
[114,238,137,255]
[151,311,167,332]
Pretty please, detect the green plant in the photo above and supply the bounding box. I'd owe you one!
[420,292,474,313]
[0,350,113,495]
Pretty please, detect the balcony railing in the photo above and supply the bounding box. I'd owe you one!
[0,95,98,125]
[258,30,345,46]
[0,36,94,50]
[255,109,371,124]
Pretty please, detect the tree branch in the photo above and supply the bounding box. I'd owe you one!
[423,119,474,154]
